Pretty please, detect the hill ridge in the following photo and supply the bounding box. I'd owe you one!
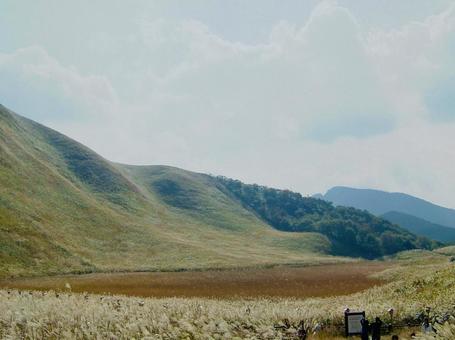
[0,104,436,277]
[382,211,455,243]
[321,186,455,228]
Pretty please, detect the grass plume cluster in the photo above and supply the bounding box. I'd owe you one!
[1,253,454,339]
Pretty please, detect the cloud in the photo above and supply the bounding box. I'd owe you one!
[0,46,118,123]
[1,1,455,206]
[198,117,455,208]
[367,3,455,122]
[125,2,396,146]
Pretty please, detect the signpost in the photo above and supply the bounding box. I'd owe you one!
[344,310,366,336]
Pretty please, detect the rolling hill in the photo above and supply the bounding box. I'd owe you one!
[381,211,455,244]
[0,104,334,277]
[0,104,434,277]
[320,186,455,228]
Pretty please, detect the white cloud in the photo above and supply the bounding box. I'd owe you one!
[1,1,455,206]
[128,2,396,146]
[367,3,455,122]
[199,118,455,208]
[0,46,118,122]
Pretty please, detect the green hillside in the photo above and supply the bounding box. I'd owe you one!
[0,105,339,278]
[0,105,433,277]
[215,177,437,258]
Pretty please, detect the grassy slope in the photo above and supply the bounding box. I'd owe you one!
[0,105,338,278]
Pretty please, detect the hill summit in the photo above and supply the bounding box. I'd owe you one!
[0,105,436,277]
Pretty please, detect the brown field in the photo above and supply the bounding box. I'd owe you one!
[0,262,391,298]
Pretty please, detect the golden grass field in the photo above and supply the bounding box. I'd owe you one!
[0,262,389,299]
[1,250,455,339]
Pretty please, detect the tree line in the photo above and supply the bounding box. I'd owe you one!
[215,177,438,258]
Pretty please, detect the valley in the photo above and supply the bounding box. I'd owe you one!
[1,104,454,338]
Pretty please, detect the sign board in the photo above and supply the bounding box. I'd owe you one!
[344,311,366,336]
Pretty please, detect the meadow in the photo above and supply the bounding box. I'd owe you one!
[1,249,454,339]
[0,262,388,299]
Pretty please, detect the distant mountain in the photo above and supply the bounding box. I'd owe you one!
[320,186,455,229]
[382,211,455,244]
[0,104,436,277]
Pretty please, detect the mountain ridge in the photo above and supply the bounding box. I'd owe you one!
[320,186,455,228]
[381,211,455,244]
[0,104,436,277]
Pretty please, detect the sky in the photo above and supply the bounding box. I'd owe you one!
[1,0,455,207]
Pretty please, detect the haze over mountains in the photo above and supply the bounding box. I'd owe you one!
[0,105,437,277]
[317,186,455,243]
[381,211,455,243]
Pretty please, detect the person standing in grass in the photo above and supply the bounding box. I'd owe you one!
[370,317,383,340]
[360,317,370,340]
[297,320,307,340]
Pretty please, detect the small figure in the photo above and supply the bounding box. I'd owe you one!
[297,320,307,340]
[421,317,434,333]
[370,317,383,340]
[360,317,370,340]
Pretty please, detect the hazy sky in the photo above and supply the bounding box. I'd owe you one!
[1,1,455,207]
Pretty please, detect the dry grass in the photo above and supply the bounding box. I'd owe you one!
[1,259,454,339]
[0,262,389,299]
